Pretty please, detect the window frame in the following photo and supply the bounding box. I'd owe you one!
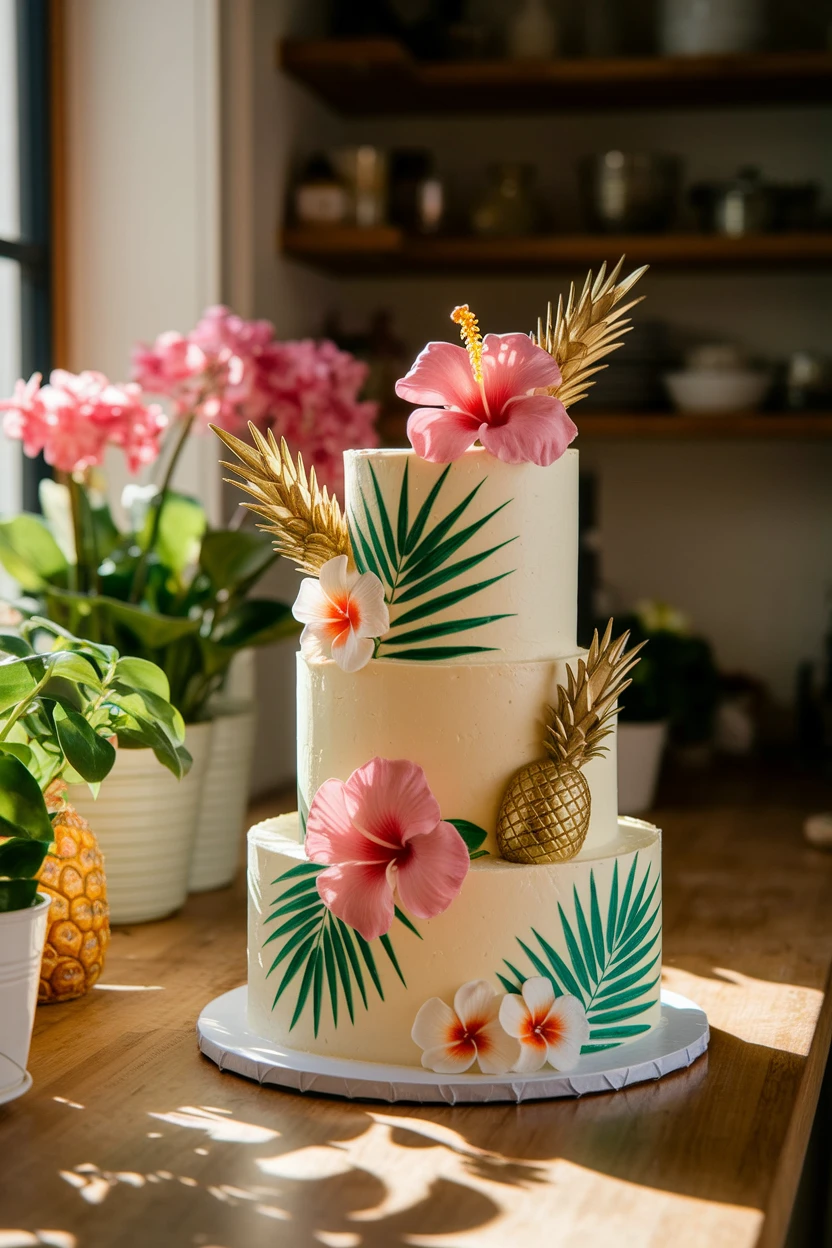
[0,0,53,511]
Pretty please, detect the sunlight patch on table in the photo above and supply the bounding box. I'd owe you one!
[148,1105,279,1144]
[313,1233,362,1248]
[662,965,821,1055]
[93,984,164,992]
[397,1159,762,1248]
[0,1235,77,1248]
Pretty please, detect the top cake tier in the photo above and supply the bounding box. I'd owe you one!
[345,446,578,664]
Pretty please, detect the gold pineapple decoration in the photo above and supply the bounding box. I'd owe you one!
[36,782,110,1003]
[497,621,645,864]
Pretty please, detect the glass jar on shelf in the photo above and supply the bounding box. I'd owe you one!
[470,163,542,237]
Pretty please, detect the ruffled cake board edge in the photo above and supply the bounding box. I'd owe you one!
[196,986,708,1104]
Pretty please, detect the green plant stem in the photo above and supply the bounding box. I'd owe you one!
[68,477,86,594]
[129,411,196,604]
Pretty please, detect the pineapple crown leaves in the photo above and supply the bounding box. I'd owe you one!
[213,423,353,577]
[532,258,649,410]
[545,619,647,770]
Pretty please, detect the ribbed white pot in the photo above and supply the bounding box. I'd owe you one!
[617,721,668,815]
[189,707,256,893]
[69,721,213,925]
[0,894,51,1093]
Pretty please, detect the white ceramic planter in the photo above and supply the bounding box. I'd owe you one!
[189,707,256,893]
[69,721,213,925]
[0,894,51,1100]
[617,721,668,815]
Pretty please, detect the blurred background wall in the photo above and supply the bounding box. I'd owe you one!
[53,0,832,792]
[240,0,832,789]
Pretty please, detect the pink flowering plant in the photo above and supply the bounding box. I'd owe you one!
[0,307,377,720]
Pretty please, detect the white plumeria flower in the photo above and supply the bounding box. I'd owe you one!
[411,980,520,1075]
[292,554,389,673]
[499,977,589,1073]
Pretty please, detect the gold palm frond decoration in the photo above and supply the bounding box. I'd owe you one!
[213,423,353,576]
[532,257,649,410]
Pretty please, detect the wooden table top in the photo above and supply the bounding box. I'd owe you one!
[1,767,831,1248]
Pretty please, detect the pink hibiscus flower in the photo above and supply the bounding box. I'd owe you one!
[395,304,577,467]
[305,757,470,942]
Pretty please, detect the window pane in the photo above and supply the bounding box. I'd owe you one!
[0,255,22,519]
[0,0,20,240]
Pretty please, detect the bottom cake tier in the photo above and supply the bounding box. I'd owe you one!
[248,815,662,1069]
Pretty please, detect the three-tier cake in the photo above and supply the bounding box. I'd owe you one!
[222,261,664,1079]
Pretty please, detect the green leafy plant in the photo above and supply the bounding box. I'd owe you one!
[263,862,421,1036]
[349,460,517,661]
[0,617,188,911]
[0,754,55,912]
[611,609,719,746]
[497,853,661,1053]
[0,484,297,722]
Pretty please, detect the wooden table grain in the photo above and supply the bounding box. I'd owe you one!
[1,769,831,1248]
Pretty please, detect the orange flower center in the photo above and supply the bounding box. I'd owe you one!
[321,592,361,642]
[446,1013,491,1059]
[521,1010,563,1048]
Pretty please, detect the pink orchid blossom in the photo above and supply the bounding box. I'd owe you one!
[305,756,470,942]
[411,980,520,1075]
[1,370,167,476]
[292,555,389,672]
[132,307,378,495]
[498,977,589,1072]
[395,308,577,467]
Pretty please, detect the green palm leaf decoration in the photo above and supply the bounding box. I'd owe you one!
[263,861,421,1036]
[496,852,661,1053]
[349,460,518,661]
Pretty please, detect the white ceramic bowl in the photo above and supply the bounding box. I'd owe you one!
[664,369,770,414]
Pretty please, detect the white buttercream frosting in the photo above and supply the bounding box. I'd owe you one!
[345,447,578,663]
[297,650,619,855]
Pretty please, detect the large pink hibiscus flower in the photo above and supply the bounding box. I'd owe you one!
[305,757,470,942]
[395,305,577,467]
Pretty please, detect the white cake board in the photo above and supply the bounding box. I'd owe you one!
[197,987,709,1104]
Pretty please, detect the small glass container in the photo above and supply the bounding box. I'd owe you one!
[471,163,540,238]
[333,146,389,228]
[293,154,348,227]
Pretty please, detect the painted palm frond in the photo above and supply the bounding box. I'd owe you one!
[497,853,661,1053]
[350,460,517,661]
[263,861,420,1036]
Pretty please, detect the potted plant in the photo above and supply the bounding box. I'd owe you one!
[0,307,378,901]
[613,602,720,812]
[0,616,184,1099]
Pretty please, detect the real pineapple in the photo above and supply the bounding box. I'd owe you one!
[497,621,644,864]
[37,783,110,1003]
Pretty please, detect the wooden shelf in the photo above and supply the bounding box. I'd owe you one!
[279,39,832,115]
[575,412,832,439]
[379,410,832,444]
[282,227,832,274]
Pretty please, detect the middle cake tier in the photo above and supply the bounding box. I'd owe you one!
[297,651,619,856]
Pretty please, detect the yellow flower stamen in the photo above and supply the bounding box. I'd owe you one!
[451,304,483,384]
